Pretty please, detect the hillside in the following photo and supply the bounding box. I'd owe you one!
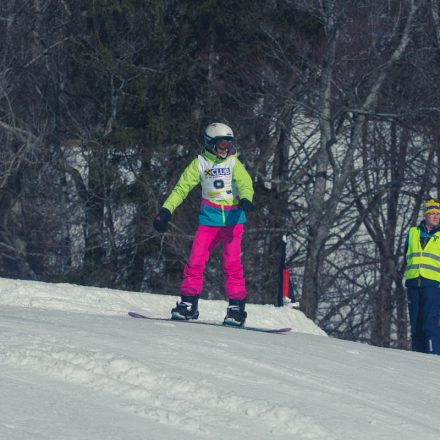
[0,277,439,440]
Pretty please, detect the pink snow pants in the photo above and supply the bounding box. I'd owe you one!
[180,224,247,300]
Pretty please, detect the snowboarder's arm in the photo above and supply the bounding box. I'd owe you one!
[162,158,200,213]
[233,159,254,202]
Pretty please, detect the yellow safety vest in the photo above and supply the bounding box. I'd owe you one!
[405,227,440,281]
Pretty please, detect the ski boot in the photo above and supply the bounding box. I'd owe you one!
[223,299,247,327]
[171,295,200,320]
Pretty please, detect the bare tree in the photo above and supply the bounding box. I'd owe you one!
[292,0,419,320]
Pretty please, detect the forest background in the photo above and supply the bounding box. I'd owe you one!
[1,0,440,349]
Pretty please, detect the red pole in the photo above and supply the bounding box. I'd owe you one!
[283,269,290,298]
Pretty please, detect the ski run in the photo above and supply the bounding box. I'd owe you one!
[0,277,439,440]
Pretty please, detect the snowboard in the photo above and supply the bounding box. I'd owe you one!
[128,312,291,334]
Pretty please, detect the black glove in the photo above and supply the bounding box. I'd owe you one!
[238,198,254,212]
[153,208,171,233]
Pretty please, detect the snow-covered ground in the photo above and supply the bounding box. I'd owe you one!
[0,277,439,440]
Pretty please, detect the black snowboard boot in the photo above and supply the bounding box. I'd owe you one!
[171,295,200,320]
[223,299,247,327]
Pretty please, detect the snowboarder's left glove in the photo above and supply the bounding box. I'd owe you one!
[153,208,171,233]
[238,198,254,212]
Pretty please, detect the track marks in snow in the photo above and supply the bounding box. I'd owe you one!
[0,330,334,439]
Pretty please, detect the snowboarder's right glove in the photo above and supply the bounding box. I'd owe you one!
[153,208,171,233]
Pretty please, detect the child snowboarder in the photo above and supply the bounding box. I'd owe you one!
[153,123,254,326]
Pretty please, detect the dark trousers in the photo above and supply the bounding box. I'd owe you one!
[407,286,440,355]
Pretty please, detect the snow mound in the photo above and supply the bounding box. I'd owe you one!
[0,277,325,335]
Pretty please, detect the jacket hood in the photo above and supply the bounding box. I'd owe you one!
[419,220,440,234]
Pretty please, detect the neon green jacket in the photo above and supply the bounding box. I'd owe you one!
[405,226,440,282]
[162,149,254,226]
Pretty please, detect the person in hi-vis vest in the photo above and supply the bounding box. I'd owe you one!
[153,123,254,327]
[404,199,440,355]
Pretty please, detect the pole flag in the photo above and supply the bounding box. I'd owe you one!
[277,234,296,307]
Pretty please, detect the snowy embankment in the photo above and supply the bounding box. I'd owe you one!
[0,277,439,440]
[0,277,325,336]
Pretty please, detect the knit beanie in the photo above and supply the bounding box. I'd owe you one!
[424,199,440,214]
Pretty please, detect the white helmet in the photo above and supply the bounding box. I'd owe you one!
[204,123,235,152]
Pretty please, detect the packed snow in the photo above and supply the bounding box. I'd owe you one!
[0,277,439,440]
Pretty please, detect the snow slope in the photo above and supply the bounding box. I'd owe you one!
[0,277,439,440]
